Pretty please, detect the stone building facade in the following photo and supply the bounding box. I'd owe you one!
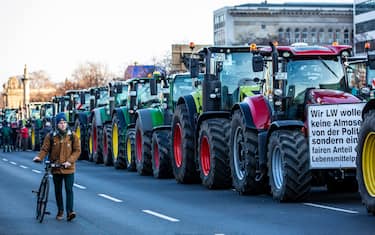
[214,2,353,46]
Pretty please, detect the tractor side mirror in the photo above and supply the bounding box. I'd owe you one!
[216,61,223,74]
[190,58,199,78]
[252,55,264,72]
[368,54,375,70]
[150,77,157,96]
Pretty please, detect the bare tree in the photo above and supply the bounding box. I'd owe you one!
[71,62,114,89]
[29,70,54,89]
[152,50,172,74]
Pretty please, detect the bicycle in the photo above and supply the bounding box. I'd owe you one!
[32,160,63,223]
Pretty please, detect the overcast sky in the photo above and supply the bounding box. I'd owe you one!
[0,0,353,88]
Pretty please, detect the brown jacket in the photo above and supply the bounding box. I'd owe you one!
[37,129,81,174]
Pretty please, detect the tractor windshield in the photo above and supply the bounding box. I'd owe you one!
[172,74,203,103]
[116,85,128,106]
[97,89,109,106]
[286,57,345,103]
[137,81,160,107]
[219,52,261,94]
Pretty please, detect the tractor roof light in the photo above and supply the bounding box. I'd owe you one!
[250,43,257,52]
[189,42,195,50]
[365,42,371,50]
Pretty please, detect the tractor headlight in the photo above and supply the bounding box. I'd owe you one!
[274,89,283,96]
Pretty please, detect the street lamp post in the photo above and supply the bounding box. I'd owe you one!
[21,64,29,120]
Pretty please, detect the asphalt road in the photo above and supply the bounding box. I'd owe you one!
[0,151,374,235]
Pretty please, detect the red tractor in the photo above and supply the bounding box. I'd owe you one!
[230,42,364,201]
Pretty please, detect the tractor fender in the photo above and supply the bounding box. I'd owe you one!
[177,95,198,130]
[232,94,272,130]
[112,108,127,128]
[135,108,164,134]
[92,109,103,127]
[75,112,89,126]
[362,99,375,119]
[153,125,171,133]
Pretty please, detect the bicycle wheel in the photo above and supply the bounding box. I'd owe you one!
[36,176,49,223]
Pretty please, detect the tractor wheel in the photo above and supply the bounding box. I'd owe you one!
[135,118,152,175]
[230,110,268,195]
[87,125,93,162]
[198,119,231,189]
[125,128,136,171]
[356,109,375,215]
[112,114,126,169]
[267,130,311,202]
[92,116,103,164]
[31,126,41,151]
[74,118,88,160]
[103,124,113,166]
[152,130,173,179]
[171,104,200,183]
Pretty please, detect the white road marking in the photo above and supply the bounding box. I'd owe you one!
[142,209,180,222]
[98,193,122,202]
[74,183,87,189]
[10,161,17,165]
[2,158,8,162]
[215,234,225,235]
[32,169,42,174]
[303,203,359,214]
[20,165,28,169]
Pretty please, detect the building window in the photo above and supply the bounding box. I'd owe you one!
[335,29,341,43]
[278,28,284,42]
[295,28,300,42]
[318,28,324,43]
[355,0,375,15]
[328,29,334,43]
[311,28,317,43]
[285,28,291,43]
[344,29,349,44]
[302,28,308,43]
[214,14,225,30]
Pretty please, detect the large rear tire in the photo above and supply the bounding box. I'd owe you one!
[171,104,200,183]
[267,130,311,202]
[112,114,126,169]
[135,118,152,175]
[103,124,113,166]
[356,109,375,215]
[74,118,88,160]
[230,110,268,195]
[198,119,231,189]
[152,130,173,179]
[92,116,103,164]
[125,128,136,171]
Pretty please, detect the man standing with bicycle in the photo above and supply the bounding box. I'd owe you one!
[33,112,81,221]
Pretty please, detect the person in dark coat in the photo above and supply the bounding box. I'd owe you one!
[2,123,12,152]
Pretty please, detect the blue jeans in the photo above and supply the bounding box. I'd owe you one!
[53,173,74,213]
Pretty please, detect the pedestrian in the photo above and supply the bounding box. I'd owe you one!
[1,122,12,152]
[40,121,52,142]
[20,124,29,151]
[33,112,81,221]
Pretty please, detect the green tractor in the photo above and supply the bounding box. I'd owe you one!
[170,46,262,188]
[355,53,375,214]
[135,72,203,178]
[29,102,55,151]
[88,86,110,163]
[100,80,128,167]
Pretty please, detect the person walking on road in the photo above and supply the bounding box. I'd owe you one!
[2,123,12,152]
[33,112,81,221]
[20,124,29,151]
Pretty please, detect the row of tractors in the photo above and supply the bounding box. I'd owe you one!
[27,43,375,214]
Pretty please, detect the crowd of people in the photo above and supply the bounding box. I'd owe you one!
[0,120,52,152]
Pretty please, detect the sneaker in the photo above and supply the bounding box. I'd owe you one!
[56,211,64,220]
[67,212,76,221]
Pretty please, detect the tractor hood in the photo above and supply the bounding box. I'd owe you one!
[307,89,361,104]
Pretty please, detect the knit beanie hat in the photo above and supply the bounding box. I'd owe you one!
[55,112,67,124]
